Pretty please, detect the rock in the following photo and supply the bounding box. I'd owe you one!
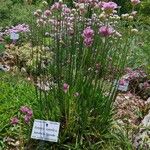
[133,110,150,149]
[0,64,10,72]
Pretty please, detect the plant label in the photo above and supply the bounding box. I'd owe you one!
[31,119,60,142]
[10,33,19,40]
[118,80,129,92]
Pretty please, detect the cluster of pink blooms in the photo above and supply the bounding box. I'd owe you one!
[63,83,69,93]
[33,0,140,46]
[99,25,114,37]
[83,26,94,47]
[5,24,30,34]
[82,25,114,46]
[119,68,147,86]
[10,117,19,125]
[99,1,118,14]
[20,106,33,124]
[10,106,33,125]
[142,81,150,89]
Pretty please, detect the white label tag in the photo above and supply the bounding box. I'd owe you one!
[31,119,60,142]
[10,33,19,40]
[118,80,129,92]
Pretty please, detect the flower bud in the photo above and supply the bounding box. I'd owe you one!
[131,28,138,34]
[99,13,106,20]
[128,16,134,21]
[42,1,48,6]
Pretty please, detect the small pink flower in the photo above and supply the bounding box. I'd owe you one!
[131,0,141,5]
[51,2,62,11]
[20,106,29,114]
[24,115,32,124]
[84,38,93,47]
[102,2,117,13]
[63,83,69,93]
[27,109,33,117]
[143,82,150,89]
[63,8,71,14]
[98,1,105,8]
[44,10,51,17]
[99,26,114,37]
[10,117,19,125]
[83,27,94,38]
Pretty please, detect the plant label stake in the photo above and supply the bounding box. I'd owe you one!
[118,80,129,92]
[31,119,60,142]
[10,32,19,43]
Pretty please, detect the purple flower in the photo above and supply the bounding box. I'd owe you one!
[63,83,69,93]
[102,2,117,13]
[51,2,62,11]
[24,115,32,124]
[98,1,105,8]
[99,26,114,37]
[44,10,51,17]
[27,109,33,116]
[20,106,33,117]
[83,27,94,47]
[83,27,94,38]
[20,106,29,114]
[84,38,93,47]
[10,117,19,125]
[143,82,150,89]
[63,7,71,14]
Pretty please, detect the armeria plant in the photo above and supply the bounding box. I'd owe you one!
[30,0,140,149]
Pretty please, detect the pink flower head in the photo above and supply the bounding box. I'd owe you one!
[44,10,51,17]
[10,117,19,125]
[20,106,33,116]
[98,1,105,8]
[99,26,114,37]
[131,0,141,5]
[63,7,71,14]
[20,106,29,114]
[83,27,94,38]
[24,115,32,124]
[102,2,117,13]
[27,109,33,117]
[51,2,62,11]
[63,83,69,93]
[143,82,150,89]
[84,38,93,47]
